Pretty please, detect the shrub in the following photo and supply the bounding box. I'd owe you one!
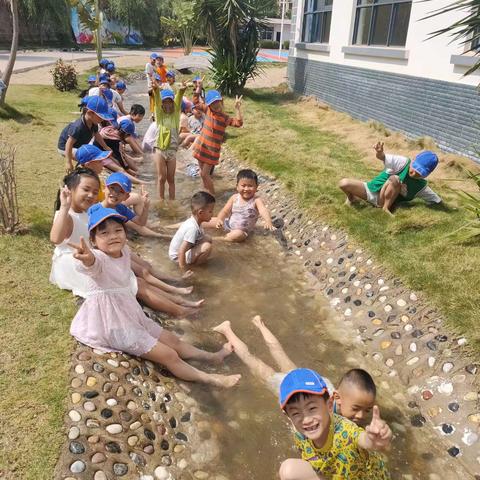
[51,59,78,92]
[0,142,20,234]
[282,40,290,49]
[260,40,279,49]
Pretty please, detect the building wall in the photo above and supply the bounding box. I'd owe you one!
[287,0,480,159]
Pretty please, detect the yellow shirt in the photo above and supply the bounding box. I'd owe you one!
[294,413,390,479]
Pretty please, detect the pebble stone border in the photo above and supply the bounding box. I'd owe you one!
[218,149,480,478]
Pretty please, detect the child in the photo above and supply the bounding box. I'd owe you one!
[88,74,110,97]
[57,96,113,172]
[192,87,243,195]
[278,369,391,480]
[162,70,176,91]
[118,103,145,124]
[179,102,202,149]
[146,53,158,118]
[192,75,205,103]
[68,205,241,388]
[49,168,101,297]
[339,142,441,215]
[98,58,109,74]
[169,192,214,270]
[205,169,274,242]
[155,55,168,83]
[152,80,189,200]
[112,80,128,115]
[79,75,97,99]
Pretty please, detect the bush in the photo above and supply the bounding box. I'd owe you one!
[260,40,279,49]
[283,40,290,49]
[51,59,78,92]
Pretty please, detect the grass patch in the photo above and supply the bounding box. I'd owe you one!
[0,85,79,479]
[224,88,480,352]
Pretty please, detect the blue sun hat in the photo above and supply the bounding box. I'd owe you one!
[193,75,201,82]
[87,75,97,84]
[86,96,114,121]
[119,118,136,136]
[106,62,116,73]
[108,108,118,128]
[116,80,127,91]
[279,368,328,410]
[205,89,222,106]
[411,151,439,178]
[98,74,110,85]
[99,58,109,67]
[154,73,162,82]
[150,52,158,60]
[88,205,127,231]
[76,144,111,165]
[166,70,176,78]
[160,89,175,101]
[105,172,132,193]
[102,88,113,103]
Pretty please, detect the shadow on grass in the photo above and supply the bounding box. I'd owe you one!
[243,87,295,107]
[0,103,35,124]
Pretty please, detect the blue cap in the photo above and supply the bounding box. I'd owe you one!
[105,172,132,193]
[88,75,97,83]
[109,108,118,127]
[279,368,328,409]
[116,80,126,90]
[154,73,162,81]
[411,151,439,177]
[193,75,201,81]
[119,118,135,136]
[160,89,175,101]
[98,74,110,85]
[86,96,114,120]
[150,52,158,60]
[76,144,111,165]
[166,70,175,78]
[80,95,91,107]
[206,89,222,106]
[87,205,126,231]
[102,88,113,103]
[99,58,109,67]
[106,62,115,72]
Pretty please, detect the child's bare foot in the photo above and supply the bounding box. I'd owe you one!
[192,299,205,308]
[344,197,356,206]
[180,306,198,318]
[213,320,232,336]
[208,373,241,388]
[182,270,194,280]
[211,342,234,363]
[251,315,265,329]
[176,286,194,295]
[382,207,395,217]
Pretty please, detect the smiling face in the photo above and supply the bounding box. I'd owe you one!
[162,98,174,114]
[334,385,375,427]
[236,177,258,200]
[91,218,126,257]
[284,394,331,448]
[105,183,129,208]
[71,176,100,213]
[209,99,224,113]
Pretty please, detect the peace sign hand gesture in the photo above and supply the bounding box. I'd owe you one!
[363,406,392,452]
[373,142,384,155]
[234,95,243,109]
[68,237,95,267]
[59,186,72,210]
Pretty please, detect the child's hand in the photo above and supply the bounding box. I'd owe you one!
[68,237,95,267]
[182,81,193,88]
[234,95,243,109]
[373,142,384,155]
[182,269,194,279]
[215,218,223,229]
[364,406,392,451]
[59,186,72,210]
[264,220,275,231]
[400,183,408,197]
[141,185,150,208]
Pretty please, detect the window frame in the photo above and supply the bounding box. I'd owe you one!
[301,0,333,45]
[352,0,412,47]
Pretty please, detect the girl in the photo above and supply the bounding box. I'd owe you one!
[69,206,241,388]
[204,169,274,242]
[192,84,243,195]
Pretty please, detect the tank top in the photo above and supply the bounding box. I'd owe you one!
[228,195,259,233]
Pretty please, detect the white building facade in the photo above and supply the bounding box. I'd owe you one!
[287,0,480,158]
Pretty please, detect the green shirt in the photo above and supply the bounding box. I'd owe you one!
[153,88,184,150]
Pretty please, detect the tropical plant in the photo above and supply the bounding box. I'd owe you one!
[70,0,103,62]
[161,0,197,55]
[0,0,19,106]
[104,0,148,37]
[195,0,276,95]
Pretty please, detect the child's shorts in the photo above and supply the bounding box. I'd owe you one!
[155,148,177,162]
[169,250,194,265]
[223,219,249,237]
[363,182,380,207]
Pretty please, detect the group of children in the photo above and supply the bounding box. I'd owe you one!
[47,52,436,478]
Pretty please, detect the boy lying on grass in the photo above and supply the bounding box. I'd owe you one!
[339,142,441,215]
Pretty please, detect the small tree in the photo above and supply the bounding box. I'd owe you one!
[0,143,19,234]
[161,1,197,55]
[70,0,103,62]
[0,0,19,106]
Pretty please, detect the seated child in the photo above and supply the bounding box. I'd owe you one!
[339,142,441,215]
[169,192,214,271]
[192,85,243,195]
[69,205,241,388]
[113,80,128,115]
[179,103,204,149]
[161,70,176,91]
[79,75,97,99]
[118,104,146,153]
[204,169,274,242]
[278,369,391,480]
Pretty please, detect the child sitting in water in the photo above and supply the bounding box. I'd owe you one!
[68,205,241,388]
[339,142,441,215]
[169,192,214,271]
[204,169,274,242]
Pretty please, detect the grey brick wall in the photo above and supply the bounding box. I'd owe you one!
[288,56,480,160]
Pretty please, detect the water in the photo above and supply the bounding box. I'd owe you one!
[126,83,464,479]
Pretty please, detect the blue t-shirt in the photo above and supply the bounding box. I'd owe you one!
[58,116,98,150]
[115,203,136,222]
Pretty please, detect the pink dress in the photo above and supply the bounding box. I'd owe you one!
[70,246,162,356]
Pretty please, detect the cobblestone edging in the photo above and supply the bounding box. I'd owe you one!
[218,150,480,478]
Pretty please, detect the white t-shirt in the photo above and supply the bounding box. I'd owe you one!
[142,122,159,152]
[169,216,204,260]
[88,87,122,111]
[384,154,409,175]
[145,63,154,89]
[188,115,204,135]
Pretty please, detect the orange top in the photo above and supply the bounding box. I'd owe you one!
[156,65,168,83]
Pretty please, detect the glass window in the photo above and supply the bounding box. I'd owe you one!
[353,0,412,47]
[302,0,333,44]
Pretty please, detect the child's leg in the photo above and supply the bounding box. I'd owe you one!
[279,459,322,480]
[122,192,145,216]
[142,340,241,388]
[224,229,249,243]
[198,160,215,195]
[213,320,277,385]
[338,178,368,204]
[166,155,176,200]
[153,287,204,308]
[188,239,212,266]
[379,175,401,215]
[131,251,187,283]
[154,150,168,200]
[252,316,297,372]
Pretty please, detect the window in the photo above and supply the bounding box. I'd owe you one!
[302,0,333,44]
[353,0,412,47]
[260,26,274,41]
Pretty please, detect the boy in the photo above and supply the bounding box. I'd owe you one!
[279,369,391,480]
[155,55,168,83]
[339,142,441,215]
[112,80,128,115]
[58,96,113,172]
[162,70,176,91]
[169,191,214,270]
[118,103,146,124]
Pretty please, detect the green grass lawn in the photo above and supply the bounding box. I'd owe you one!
[224,88,480,352]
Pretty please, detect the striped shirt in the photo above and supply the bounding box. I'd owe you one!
[192,103,243,165]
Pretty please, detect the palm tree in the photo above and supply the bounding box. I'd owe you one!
[195,0,275,95]
[0,0,19,106]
